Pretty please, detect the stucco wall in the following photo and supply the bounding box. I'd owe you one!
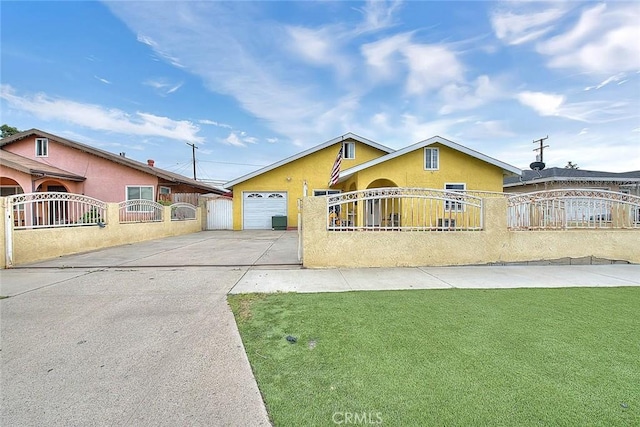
[4,136,158,201]
[302,197,640,267]
[231,139,387,229]
[2,202,202,268]
[351,144,506,192]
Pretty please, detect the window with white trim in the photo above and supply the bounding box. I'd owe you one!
[343,142,355,159]
[444,183,465,211]
[313,190,341,196]
[424,147,438,170]
[36,138,48,157]
[126,186,154,212]
[127,185,154,201]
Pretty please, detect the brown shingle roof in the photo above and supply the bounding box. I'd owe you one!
[1,129,225,194]
[0,149,86,181]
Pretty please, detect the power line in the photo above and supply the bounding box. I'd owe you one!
[198,160,267,167]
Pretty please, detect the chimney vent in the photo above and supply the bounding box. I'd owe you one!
[147,159,155,167]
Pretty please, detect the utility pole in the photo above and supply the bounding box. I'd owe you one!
[532,136,549,162]
[530,136,549,171]
[186,142,198,180]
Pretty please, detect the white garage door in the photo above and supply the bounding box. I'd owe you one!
[243,192,287,229]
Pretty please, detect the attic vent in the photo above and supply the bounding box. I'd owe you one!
[119,152,126,157]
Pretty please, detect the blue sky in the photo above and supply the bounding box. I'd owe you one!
[1,1,638,183]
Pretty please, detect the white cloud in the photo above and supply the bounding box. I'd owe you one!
[143,78,183,96]
[136,32,185,68]
[439,75,505,115]
[266,137,278,143]
[361,33,412,81]
[491,7,567,45]
[361,33,464,95]
[222,132,245,147]
[536,3,640,74]
[219,131,260,147]
[353,0,403,33]
[108,2,331,145]
[94,75,111,84]
[285,26,351,77]
[199,119,232,129]
[516,90,633,123]
[404,44,464,95]
[0,84,203,143]
[516,91,565,116]
[584,73,627,91]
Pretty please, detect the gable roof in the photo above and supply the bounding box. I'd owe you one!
[0,149,86,181]
[337,135,521,183]
[504,167,640,187]
[1,129,226,194]
[223,132,394,189]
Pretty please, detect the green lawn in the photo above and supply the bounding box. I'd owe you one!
[228,288,639,427]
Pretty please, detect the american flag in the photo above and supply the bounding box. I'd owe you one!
[328,145,343,186]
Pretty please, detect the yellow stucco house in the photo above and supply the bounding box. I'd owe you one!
[224,133,521,230]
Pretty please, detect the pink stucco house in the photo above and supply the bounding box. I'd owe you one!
[0,129,225,202]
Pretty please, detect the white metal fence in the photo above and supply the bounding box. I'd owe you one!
[8,192,107,229]
[170,203,197,221]
[507,189,640,230]
[118,199,164,223]
[326,187,484,231]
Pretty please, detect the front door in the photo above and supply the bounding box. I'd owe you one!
[365,199,380,227]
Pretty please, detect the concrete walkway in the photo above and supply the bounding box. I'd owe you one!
[230,264,640,294]
[1,230,639,426]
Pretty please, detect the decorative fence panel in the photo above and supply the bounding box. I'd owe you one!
[8,192,107,229]
[507,189,640,230]
[172,193,200,205]
[118,199,164,223]
[326,188,483,231]
[170,203,197,221]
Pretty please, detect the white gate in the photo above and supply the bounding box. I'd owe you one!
[206,197,233,230]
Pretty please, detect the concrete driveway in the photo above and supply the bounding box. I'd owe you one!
[15,230,300,270]
[0,231,297,426]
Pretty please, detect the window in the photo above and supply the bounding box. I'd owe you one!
[313,190,341,196]
[36,138,48,157]
[158,186,171,202]
[126,185,154,212]
[437,218,456,229]
[127,185,154,201]
[343,142,355,159]
[1,186,23,197]
[444,183,465,211]
[424,148,438,170]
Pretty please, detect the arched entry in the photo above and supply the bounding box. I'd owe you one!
[0,177,25,197]
[366,178,397,189]
[365,178,400,227]
[2,178,26,226]
[36,180,70,224]
[36,180,69,193]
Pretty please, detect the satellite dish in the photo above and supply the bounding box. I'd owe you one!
[530,161,546,170]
